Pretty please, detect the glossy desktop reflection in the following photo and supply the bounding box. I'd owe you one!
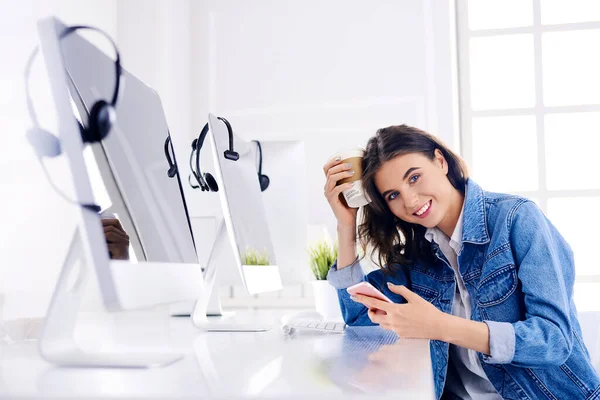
[193,325,435,398]
[0,313,435,398]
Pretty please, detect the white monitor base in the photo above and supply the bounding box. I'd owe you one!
[38,227,184,368]
[189,220,273,332]
[170,304,236,319]
[195,324,271,332]
[194,316,272,332]
[173,309,271,331]
[41,350,183,368]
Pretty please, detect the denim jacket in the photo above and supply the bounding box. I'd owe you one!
[327,179,600,399]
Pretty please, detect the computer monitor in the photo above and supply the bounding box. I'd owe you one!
[171,140,305,317]
[252,140,308,284]
[188,140,308,287]
[36,16,205,367]
[191,114,282,330]
[53,18,280,333]
[60,26,198,267]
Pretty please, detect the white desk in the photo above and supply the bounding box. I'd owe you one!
[0,310,435,399]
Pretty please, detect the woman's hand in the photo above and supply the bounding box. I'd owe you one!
[351,283,446,340]
[102,218,130,260]
[353,283,492,354]
[322,156,358,228]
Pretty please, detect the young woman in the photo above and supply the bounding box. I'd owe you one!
[323,125,600,399]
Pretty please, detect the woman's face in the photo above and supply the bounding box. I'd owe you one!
[373,150,454,229]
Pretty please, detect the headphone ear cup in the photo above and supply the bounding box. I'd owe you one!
[204,173,219,192]
[259,174,270,192]
[86,100,115,143]
[26,127,62,158]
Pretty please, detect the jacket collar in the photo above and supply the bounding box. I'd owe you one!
[461,178,490,245]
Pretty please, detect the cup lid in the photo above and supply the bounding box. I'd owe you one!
[331,147,365,160]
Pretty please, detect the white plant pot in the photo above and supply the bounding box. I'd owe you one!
[311,280,343,321]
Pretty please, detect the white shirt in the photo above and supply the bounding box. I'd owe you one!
[424,210,501,400]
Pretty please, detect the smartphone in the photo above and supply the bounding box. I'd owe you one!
[346,282,393,303]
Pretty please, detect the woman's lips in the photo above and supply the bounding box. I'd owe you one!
[413,200,432,219]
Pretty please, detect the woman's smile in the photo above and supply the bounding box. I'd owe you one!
[412,200,432,219]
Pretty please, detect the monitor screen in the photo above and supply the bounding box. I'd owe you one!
[206,113,282,294]
[60,32,198,265]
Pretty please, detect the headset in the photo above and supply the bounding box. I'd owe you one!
[26,25,121,158]
[25,25,122,213]
[164,135,178,178]
[253,140,270,192]
[189,117,239,192]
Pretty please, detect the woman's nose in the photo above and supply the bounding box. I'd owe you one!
[405,193,419,211]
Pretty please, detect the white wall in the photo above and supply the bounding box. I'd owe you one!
[115,0,194,180]
[188,0,459,268]
[110,0,460,271]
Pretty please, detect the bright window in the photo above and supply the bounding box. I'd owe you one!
[457,0,600,285]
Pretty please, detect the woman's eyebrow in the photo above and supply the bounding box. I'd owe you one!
[381,167,421,198]
[382,189,394,198]
[403,167,420,180]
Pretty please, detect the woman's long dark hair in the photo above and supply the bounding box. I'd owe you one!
[359,125,468,273]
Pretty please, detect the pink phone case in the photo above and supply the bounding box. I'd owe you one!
[347,282,393,303]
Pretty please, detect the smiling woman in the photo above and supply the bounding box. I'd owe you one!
[322,125,600,400]
[360,126,468,271]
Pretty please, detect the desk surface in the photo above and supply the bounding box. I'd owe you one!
[0,310,435,399]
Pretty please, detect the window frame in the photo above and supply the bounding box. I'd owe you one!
[456,0,600,282]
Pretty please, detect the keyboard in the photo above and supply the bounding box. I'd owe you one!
[281,319,346,335]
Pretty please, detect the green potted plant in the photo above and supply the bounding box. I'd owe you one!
[238,246,281,292]
[241,247,271,265]
[307,239,342,320]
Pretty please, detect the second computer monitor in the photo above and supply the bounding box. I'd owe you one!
[206,113,282,295]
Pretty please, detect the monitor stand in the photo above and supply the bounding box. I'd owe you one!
[38,229,184,368]
[191,221,272,332]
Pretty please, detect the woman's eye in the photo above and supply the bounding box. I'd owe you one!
[409,174,420,184]
[388,191,399,201]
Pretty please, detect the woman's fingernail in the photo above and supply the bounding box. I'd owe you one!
[335,157,341,161]
[350,295,358,302]
[387,282,395,287]
[345,163,352,168]
[349,170,355,175]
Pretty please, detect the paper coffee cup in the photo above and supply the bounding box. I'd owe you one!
[333,148,371,208]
